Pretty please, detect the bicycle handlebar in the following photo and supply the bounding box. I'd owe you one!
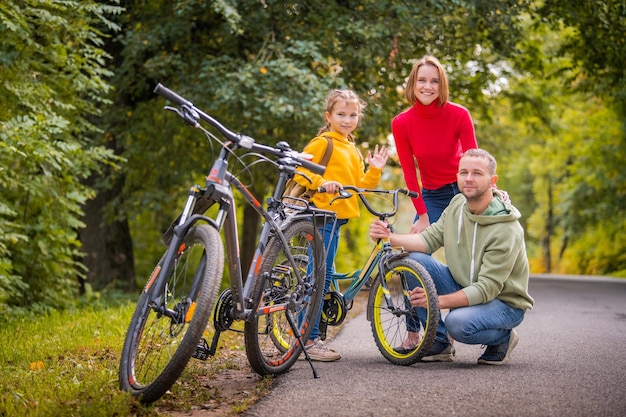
[153,83,326,175]
[318,186,418,219]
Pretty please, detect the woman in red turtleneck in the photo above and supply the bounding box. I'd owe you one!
[392,55,477,234]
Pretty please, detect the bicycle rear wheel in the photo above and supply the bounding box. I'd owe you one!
[368,257,439,366]
[119,224,223,404]
[244,219,325,375]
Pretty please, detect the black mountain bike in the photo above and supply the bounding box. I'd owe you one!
[119,84,332,404]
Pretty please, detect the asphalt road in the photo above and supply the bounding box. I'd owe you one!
[244,275,626,417]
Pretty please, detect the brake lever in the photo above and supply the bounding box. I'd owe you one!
[164,105,200,128]
[323,188,352,205]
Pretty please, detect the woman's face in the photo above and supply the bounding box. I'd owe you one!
[413,64,440,106]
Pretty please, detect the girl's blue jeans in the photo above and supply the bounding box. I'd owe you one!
[406,252,525,346]
[308,218,348,341]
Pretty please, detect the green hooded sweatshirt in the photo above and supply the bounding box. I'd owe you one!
[421,190,534,310]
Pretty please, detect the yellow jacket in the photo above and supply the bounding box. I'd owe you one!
[294,131,382,219]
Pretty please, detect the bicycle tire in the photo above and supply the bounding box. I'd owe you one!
[119,224,224,404]
[368,257,439,366]
[244,219,325,375]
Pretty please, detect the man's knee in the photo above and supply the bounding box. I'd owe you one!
[445,309,472,341]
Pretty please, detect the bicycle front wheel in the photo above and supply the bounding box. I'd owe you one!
[368,257,439,366]
[119,224,224,404]
[244,219,325,376]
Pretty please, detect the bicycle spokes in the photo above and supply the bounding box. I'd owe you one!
[368,257,439,366]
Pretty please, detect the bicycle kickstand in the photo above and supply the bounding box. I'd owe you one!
[285,308,319,379]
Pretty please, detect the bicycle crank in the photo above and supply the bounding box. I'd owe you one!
[321,291,347,326]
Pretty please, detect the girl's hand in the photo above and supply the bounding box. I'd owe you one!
[321,181,342,194]
[367,145,388,169]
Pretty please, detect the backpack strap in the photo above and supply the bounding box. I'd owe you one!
[318,135,334,167]
[298,136,333,200]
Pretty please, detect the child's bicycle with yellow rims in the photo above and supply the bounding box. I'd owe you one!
[319,186,440,365]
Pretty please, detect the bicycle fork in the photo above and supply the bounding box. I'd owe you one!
[378,249,413,317]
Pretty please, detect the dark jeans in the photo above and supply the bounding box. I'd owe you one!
[417,182,459,223]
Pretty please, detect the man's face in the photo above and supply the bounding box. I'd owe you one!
[457,156,496,200]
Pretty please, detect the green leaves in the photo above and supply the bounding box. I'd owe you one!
[3,0,626,319]
[0,0,122,319]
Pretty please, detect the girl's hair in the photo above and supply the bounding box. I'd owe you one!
[405,55,449,107]
[317,89,366,140]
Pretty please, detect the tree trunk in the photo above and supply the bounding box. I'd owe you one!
[79,171,135,292]
[240,203,261,278]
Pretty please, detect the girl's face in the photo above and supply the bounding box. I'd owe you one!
[413,64,440,105]
[325,100,360,137]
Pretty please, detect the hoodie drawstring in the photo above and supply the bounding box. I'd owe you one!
[458,201,478,283]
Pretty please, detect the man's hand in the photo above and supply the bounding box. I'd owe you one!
[409,287,429,308]
[411,288,469,310]
[369,220,390,241]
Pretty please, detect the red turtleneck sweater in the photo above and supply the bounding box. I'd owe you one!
[391,100,477,216]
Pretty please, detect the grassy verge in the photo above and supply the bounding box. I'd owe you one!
[0,290,365,416]
[0,299,271,416]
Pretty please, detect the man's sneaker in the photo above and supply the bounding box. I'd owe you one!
[477,329,519,366]
[303,338,341,362]
[420,340,456,362]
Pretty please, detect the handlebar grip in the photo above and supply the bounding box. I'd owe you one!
[318,187,351,199]
[299,158,326,175]
[154,83,191,107]
[407,190,419,198]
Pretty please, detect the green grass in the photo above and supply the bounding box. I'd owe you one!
[1,301,137,416]
[0,298,269,416]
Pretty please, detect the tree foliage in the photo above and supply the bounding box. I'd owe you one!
[100,0,534,283]
[536,1,626,113]
[0,0,121,318]
[3,0,626,319]
[482,4,626,275]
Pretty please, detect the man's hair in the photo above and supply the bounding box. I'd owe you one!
[461,148,497,176]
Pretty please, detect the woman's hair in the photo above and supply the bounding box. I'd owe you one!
[317,89,366,140]
[405,55,449,107]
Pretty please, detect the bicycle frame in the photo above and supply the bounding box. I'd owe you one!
[330,239,385,301]
[149,151,324,321]
[149,84,332,359]
[319,187,418,328]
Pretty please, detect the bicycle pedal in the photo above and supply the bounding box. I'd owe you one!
[273,264,290,274]
[192,338,211,361]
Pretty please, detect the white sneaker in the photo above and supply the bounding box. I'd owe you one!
[302,338,341,362]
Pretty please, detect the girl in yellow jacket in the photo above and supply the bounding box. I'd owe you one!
[294,89,388,361]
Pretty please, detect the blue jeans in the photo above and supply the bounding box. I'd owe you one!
[309,218,348,341]
[418,182,459,223]
[406,252,525,346]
